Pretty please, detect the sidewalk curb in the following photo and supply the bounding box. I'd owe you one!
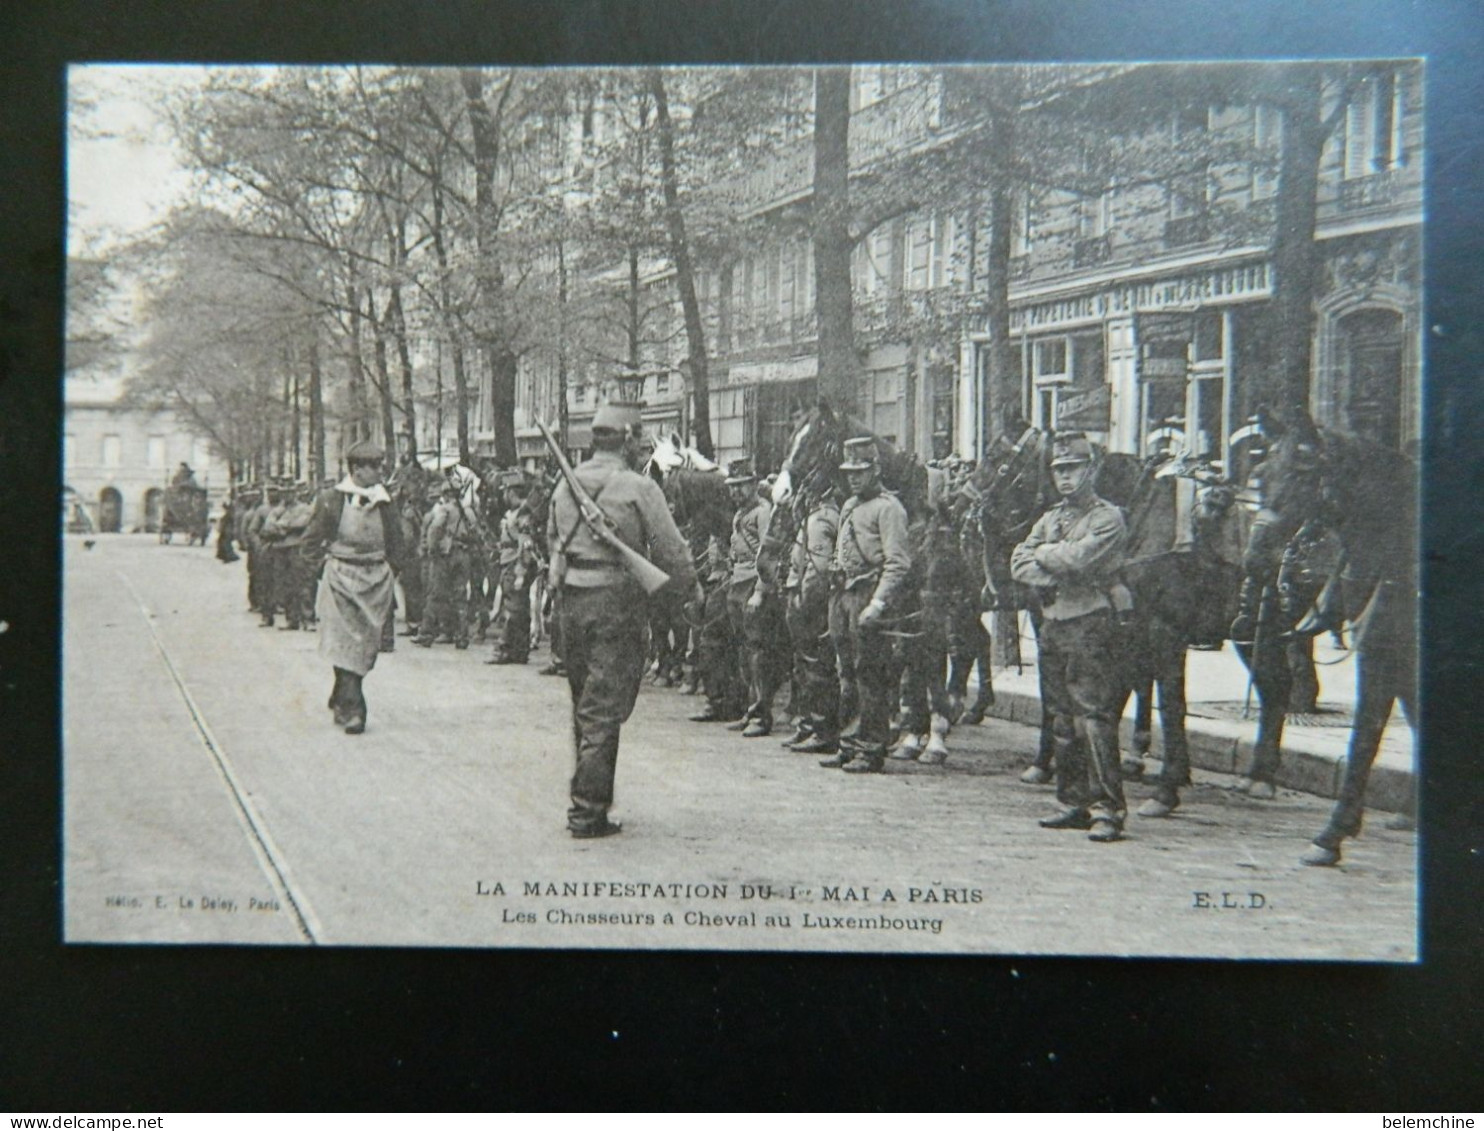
[984,687,1414,814]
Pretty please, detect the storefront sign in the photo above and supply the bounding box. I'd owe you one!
[1056,384,1112,431]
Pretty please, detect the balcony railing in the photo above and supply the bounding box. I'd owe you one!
[1164,213,1211,249]
[1073,234,1113,269]
[1339,169,1405,211]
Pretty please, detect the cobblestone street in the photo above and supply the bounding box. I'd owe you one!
[64,536,1417,959]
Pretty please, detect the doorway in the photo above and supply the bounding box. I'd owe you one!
[98,487,122,533]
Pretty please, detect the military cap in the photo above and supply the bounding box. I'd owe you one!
[592,401,643,434]
[1050,432,1095,468]
[839,436,879,471]
[724,457,756,485]
[345,438,385,464]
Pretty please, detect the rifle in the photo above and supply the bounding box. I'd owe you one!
[536,419,671,595]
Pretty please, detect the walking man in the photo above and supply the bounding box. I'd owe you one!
[546,402,698,838]
[1010,431,1130,843]
[305,439,407,735]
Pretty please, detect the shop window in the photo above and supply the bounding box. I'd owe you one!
[1192,310,1225,363]
[1033,338,1068,382]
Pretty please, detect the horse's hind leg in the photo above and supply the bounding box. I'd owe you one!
[1140,661,1189,818]
[961,618,995,724]
[1302,650,1400,866]
[1236,631,1292,800]
[1123,680,1152,779]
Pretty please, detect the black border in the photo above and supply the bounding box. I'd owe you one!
[4,0,1482,1111]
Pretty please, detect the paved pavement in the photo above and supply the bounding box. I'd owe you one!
[983,612,1416,814]
[63,535,1418,959]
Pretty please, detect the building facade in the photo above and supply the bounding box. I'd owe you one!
[503,63,1421,475]
[64,368,222,533]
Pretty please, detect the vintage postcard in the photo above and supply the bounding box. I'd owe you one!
[63,61,1419,958]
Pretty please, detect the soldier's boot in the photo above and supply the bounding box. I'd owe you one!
[841,746,886,774]
[342,673,366,735]
[1229,575,1264,645]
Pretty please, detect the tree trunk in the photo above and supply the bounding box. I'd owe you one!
[627,244,641,375]
[345,280,368,442]
[813,67,857,408]
[490,347,517,465]
[1270,66,1326,417]
[983,115,1018,443]
[369,288,397,459]
[307,330,325,483]
[453,341,471,465]
[390,283,416,456]
[461,68,516,461]
[648,69,714,459]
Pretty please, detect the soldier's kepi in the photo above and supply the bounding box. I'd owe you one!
[1010,431,1131,842]
[541,401,699,839]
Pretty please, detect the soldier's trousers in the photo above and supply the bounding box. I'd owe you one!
[1039,609,1127,823]
[729,580,788,724]
[786,587,838,740]
[492,562,533,660]
[399,555,426,631]
[558,584,647,831]
[697,583,743,715]
[275,547,315,627]
[420,549,472,644]
[829,585,896,758]
[258,545,284,618]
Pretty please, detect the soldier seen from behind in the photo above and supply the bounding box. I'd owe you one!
[545,401,698,838]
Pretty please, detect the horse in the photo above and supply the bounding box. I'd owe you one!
[969,428,1244,816]
[643,434,730,689]
[1235,409,1416,866]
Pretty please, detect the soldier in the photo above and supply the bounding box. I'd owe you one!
[1010,431,1130,843]
[249,482,286,627]
[546,401,698,838]
[395,482,427,638]
[688,487,744,724]
[303,439,406,735]
[822,437,914,774]
[274,482,316,630]
[782,484,842,754]
[722,458,784,737]
[416,479,477,649]
[487,471,540,665]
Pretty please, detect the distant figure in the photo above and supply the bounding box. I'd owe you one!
[171,462,198,489]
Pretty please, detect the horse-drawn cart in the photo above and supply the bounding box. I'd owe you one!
[159,483,210,545]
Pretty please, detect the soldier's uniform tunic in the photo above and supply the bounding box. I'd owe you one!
[728,492,785,729]
[695,529,743,719]
[830,486,913,764]
[417,495,478,648]
[274,495,316,629]
[490,501,538,662]
[1010,491,1129,825]
[548,449,697,834]
[784,496,840,745]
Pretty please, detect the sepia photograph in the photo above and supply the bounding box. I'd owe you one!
[63,59,1421,959]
